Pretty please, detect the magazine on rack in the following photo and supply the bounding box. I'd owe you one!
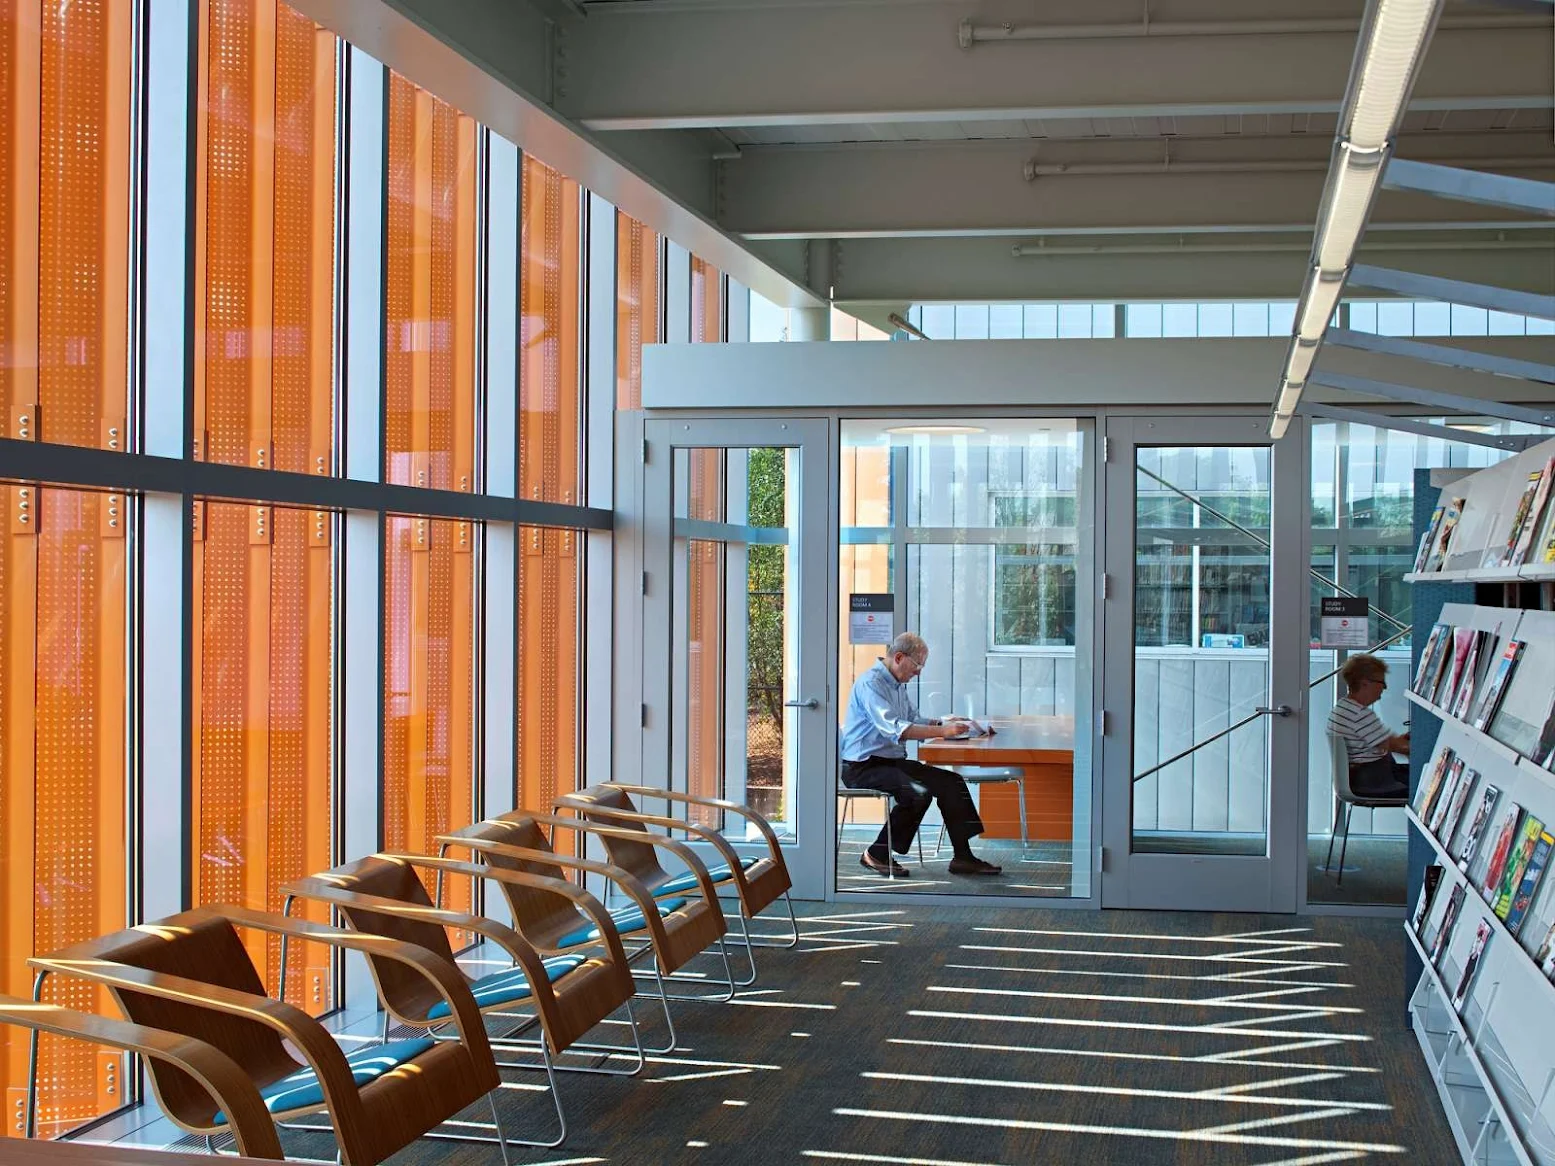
[1479,804,1525,902]
[1532,693,1555,771]
[1504,828,1554,937]
[1472,640,1525,732]
[1438,766,1480,851]
[1412,864,1445,934]
[1423,496,1468,573]
[1493,815,1547,920]
[1508,456,1555,567]
[1487,464,1547,567]
[1536,922,1555,981]
[1414,504,1447,572]
[1437,628,1479,709]
[1456,783,1502,871]
[1450,632,1490,721]
[1413,748,1456,824]
[1413,623,1452,699]
[1451,919,1493,1011]
[1428,756,1469,836]
[1430,883,1467,966]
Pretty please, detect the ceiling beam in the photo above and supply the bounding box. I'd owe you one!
[713,136,1555,238]
[560,3,1551,129]
[1325,326,1555,382]
[1299,403,1547,450]
[1347,264,1555,317]
[1383,157,1555,215]
[825,232,1555,304]
[1307,369,1555,426]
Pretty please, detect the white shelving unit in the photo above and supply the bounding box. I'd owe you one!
[1406,439,1555,1166]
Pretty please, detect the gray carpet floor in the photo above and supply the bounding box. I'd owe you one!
[308,901,1456,1166]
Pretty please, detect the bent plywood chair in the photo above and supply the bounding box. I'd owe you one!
[438,810,732,1047]
[282,852,640,1147]
[28,905,508,1166]
[2,994,283,1157]
[556,783,798,984]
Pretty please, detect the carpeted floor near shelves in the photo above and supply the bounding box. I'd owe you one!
[187,900,1453,1166]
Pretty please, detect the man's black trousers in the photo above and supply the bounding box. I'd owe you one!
[841,755,985,858]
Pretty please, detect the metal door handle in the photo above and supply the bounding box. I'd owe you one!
[784,698,819,709]
[1255,705,1293,718]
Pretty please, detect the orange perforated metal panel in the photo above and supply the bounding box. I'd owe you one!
[614,213,660,411]
[190,0,336,1011]
[690,256,724,346]
[382,74,477,916]
[517,157,581,841]
[2,0,131,1140]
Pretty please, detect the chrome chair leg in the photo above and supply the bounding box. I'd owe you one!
[1336,805,1353,888]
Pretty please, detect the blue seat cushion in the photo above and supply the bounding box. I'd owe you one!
[425,954,588,1020]
[653,856,759,898]
[216,1038,436,1121]
[555,897,689,948]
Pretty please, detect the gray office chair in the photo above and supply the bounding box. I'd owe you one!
[838,779,924,877]
[933,766,1027,854]
[1323,732,1408,886]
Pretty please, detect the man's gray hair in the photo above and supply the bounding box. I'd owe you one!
[889,632,928,662]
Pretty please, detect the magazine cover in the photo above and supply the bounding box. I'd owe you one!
[1412,864,1445,934]
[1438,766,1480,852]
[1423,496,1467,573]
[1504,828,1554,936]
[1493,814,1547,918]
[1531,691,1555,771]
[1473,640,1525,732]
[1437,628,1479,708]
[1413,748,1455,821]
[1456,783,1502,870]
[1451,919,1493,1011]
[1430,883,1467,966]
[1413,623,1451,696]
[1428,756,1468,836]
[1450,632,1488,720]
[1536,921,1555,980]
[1489,465,1545,567]
[1479,804,1525,901]
[1509,456,1555,567]
[1415,504,1447,572]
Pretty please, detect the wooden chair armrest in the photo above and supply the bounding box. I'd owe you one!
[391,853,629,968]
[555,800,746,887]
[0,997,283,1159]
[201,906,494,1073]
[595,784,785,854]
[279,876,537,976]
[529,811,723,904]
[27,955,366,1135]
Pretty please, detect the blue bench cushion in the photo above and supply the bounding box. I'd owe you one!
[652,856,759,898]
[217,1038,436,1121]
[556,896,689,948]
[425,953,588,1020]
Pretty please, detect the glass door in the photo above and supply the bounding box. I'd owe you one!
[1100,416,1307,911]
[641,418,830,899]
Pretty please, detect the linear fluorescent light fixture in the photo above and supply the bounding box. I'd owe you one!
[1316,145,1384,272]
[1270,410,1294,441]
[1344,0,1440,150]
[1276,379,1304,417]
[1285,338,1319,385]
[1296,273,1345,342]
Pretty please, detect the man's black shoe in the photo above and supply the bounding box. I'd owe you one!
[861,851,910,877]
[948,856,1003,875]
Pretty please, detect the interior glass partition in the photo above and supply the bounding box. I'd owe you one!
[837,419,1094,899]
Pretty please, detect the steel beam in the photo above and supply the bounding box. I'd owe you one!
[822,232,1555,304]
[557,2,1551,130]
[1324,327,1555,384]
[1299,403,1546,450]
[1347,264,1555,319]
[1308,369,1555,427]
[716,137,1553,238]
[1382,158,1555,217]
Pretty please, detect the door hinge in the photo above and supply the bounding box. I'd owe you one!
[641,570,649,595]
[640,703,648,728]
[642,437,650,465]
[1099,572,1111,600]
[1097,845,1107,873]
[1103,435,1113,463]
[1097,709,1109,736]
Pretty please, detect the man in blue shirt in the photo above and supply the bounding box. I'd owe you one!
[841,632,1002,877]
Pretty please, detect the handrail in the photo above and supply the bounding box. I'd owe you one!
[1130,624,1412,783]
[1134,462,1410,632]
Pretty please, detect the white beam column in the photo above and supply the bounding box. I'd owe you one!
[584,192,618,799]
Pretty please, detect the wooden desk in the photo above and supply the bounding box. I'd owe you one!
[918,716,1076,842]
[3,1141,275,1165]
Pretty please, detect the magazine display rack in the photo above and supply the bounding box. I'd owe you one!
[1406,439,1555,1166]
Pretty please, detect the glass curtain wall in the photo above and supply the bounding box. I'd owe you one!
[0,2,602,1141]
[838,420,1093,899]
